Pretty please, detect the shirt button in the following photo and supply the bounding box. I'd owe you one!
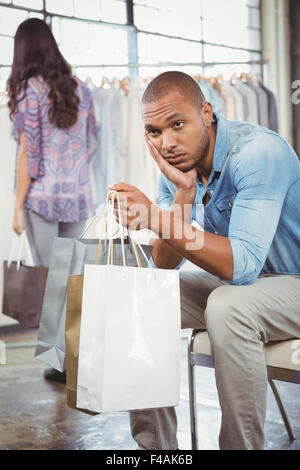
[228,202,232,208]
[210,190,214,194]
[214,231,218,234]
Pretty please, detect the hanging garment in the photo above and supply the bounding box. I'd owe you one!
[259,82,279,133]
[126,81,159,203]
[199,78,212,103]
[91,87,129,207]
[220,81,244,121]
[209,83,225,117]
[245,79,269,128]
[228,83,245,121]
[233,79,259,125]
[218,82,236,121]
[110,87,128,184]
[90,86,106,206]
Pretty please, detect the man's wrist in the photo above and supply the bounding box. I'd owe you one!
[175,187,196,203]
[150,204,162,235]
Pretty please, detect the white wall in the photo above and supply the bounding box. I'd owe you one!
[0,105,18,326]
[261,0,293,145]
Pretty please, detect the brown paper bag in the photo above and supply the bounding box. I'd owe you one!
[65,274,98,415]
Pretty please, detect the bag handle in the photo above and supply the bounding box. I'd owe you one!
[78,215,98,239]
[93,191,153,269]
[110,191,154,269]
[8,231,35,270]
[93,191,126,266]
[23,231,34,267]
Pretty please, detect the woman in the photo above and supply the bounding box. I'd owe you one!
[7,18,97,382]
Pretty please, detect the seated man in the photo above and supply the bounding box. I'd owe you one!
[109,71,300,450]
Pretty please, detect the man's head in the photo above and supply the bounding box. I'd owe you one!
[142,71,214,172]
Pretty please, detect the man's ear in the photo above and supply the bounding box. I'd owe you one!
[201,102,213,127]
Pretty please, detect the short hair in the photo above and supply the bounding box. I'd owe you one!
[141,71,206,108]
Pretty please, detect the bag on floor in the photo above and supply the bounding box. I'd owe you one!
[76,192,181,413]
[2,231,48,328]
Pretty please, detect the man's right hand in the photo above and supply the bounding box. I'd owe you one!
[145,133,197,199]
[144,133,198,269]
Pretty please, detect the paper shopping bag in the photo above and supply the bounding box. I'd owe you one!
[77,264,181,413]
[34,237,101,371]
[65,241,153,414]
[65,274,98,415]
[2,261,48,328]
[2,232,48,328]
[35,236,147,372]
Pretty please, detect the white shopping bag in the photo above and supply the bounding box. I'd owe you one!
[76,192,181,413]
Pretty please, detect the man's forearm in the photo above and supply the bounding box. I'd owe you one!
[151,206,234,281]
[151,189,195,269]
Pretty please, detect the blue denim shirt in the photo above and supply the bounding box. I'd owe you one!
[157,113,300,285]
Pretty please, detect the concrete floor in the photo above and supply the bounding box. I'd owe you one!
[0,326,299,450]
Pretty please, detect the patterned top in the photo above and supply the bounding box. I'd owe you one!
[12,75,97,222]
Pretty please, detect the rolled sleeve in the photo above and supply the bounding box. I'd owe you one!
[12,85,43,179]
[227,134,292,285]
[229,237,260,285]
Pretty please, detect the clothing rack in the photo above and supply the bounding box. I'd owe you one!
[0,60,267,70]
[72,60,267,69]
[0,70,267,99]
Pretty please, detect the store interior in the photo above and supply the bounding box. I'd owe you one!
[0,0,299,451]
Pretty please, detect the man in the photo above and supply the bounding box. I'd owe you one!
[109,71,300,450]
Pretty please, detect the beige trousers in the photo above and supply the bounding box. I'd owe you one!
[130,270,300,450]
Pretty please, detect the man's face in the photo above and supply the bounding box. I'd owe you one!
[142,90,210,172]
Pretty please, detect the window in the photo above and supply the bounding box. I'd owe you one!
[46,0,127,23]
[0,0,262,90]
[134,0,262,79]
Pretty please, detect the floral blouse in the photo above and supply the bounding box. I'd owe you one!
[12,75,98,222]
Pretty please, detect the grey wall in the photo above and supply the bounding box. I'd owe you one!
[290,0,300,159]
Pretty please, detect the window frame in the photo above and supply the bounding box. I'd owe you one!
[0,0,264,83]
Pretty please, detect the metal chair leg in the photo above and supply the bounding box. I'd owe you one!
[268,379,296,441]
[187,331,199,450]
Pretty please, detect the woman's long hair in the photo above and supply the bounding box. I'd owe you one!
[7,18,79,129]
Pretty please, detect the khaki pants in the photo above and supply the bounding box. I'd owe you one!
[130,271,300,450]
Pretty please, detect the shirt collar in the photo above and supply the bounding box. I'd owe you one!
[212,112,230,173]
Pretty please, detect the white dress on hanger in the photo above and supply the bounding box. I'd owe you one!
[126,80,159,203]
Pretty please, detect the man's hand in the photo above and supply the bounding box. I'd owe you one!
[108,182,158,231]
[145,133,197,197]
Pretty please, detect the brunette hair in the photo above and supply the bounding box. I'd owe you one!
[7,18,79,129]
